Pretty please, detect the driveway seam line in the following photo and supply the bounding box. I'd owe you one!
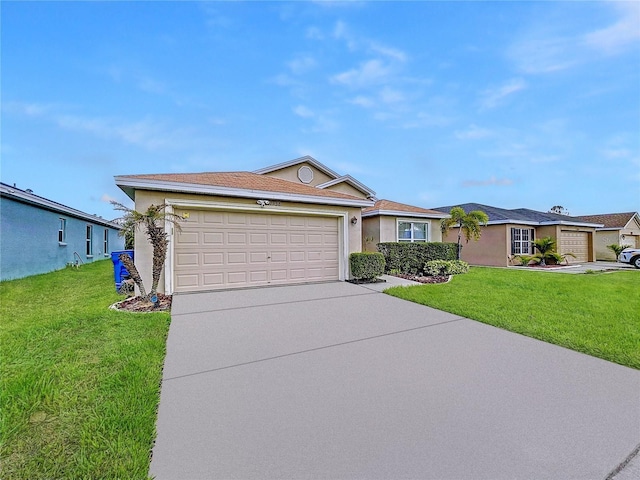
[605,442,640,480]
[163,316,467,381]
[171,291,380,317]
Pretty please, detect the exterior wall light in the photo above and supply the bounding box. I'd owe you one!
[351,216,358,225]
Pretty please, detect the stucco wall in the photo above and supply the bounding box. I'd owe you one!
[362,216,444,251]
[443,224,509,267]
[323,182,369,199]
[0,196,123,281]
[594,231,620,260]
[263,163,334,188]
[133,190,363,293]
[362,217,381,252]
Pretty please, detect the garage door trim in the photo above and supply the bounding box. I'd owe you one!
[164,199,350,294]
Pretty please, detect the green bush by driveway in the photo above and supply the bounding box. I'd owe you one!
[386,267,640,370]
[0,261,170,479]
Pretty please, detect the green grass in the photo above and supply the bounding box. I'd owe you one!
[386,267,640,370]
[0,260,170,479]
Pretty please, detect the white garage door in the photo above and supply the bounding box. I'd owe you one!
[560,231,589,263]
[173,209,340,292]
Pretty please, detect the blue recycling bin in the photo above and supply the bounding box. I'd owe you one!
[111,250,134,292]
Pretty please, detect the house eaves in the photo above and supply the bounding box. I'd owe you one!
[0,182,122,229]
[362,209,449,219]
[253,155,341,179]
[114,176,374,208]
[316,175,376,198]
[539,220,604,228]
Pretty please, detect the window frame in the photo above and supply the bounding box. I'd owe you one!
[58,218,67,245]
[396,219,429,243]
[86,225,93,257]
[511,227,535,255]
[103,229,109,257]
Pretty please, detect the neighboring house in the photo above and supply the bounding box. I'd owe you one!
[0,182,124,281]
[362,199,449,251]
[573,212,640,260]
[115,156,375,294]
[432,203,603,267]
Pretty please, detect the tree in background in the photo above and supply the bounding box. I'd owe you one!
[548,205,570,216]
[111,202,183,301]
[441,207,489,260]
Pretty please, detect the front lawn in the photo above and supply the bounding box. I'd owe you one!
[0,261,170,479]
[385,267,640,370]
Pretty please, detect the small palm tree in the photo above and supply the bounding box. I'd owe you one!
[532,236,557,266]
[112,202,183,300]
[441,206,489,260]
[607,243,631,261]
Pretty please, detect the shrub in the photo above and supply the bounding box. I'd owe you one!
[350,252,385,280]
[377,242,458,274]
[424,260,469,276]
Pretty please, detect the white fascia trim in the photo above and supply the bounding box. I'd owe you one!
[1,184,122,229]
[316,175,376,197]
[539,220,603,228]
[252,155,341,179]
[362,209,450,219]
[484,220,542,226]
[595,227,623,231]
[114,177,374,208]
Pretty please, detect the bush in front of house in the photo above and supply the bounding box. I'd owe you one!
[377,242,458,274]
[424,260,469,276]
[350,252,385,281]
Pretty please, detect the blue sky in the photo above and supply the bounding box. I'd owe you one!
[2,1,639,220]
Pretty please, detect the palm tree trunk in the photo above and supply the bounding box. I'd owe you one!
[119,253,147,298]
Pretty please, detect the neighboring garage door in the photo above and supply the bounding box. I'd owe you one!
[173,209,340,292]
[560,231,589,263]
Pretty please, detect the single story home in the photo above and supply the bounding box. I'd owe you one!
[115,156,376,294]
[573,212,640,260]
[362,199,449,251]
[0,182,124,281]
[432,203,603,267]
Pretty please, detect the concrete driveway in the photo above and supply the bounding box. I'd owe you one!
[150,281,640,480]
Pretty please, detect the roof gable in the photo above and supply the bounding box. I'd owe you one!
[114,171,374,207]
[253,155,340,179]
[574,212,639,230]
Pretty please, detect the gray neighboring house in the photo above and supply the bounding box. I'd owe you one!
[0,182,124,281]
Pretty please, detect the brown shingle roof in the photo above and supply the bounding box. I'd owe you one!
[117,171,367,202]
[363,199,447,216]
[574,212,638,229]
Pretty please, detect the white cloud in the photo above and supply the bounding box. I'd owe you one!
[480,78,527,109]
[462,176,514,187]
[293,105,315,118]
[331,59,391,87]
[583,1,640,54]
[379,86,405,105]
[350,95,375,108]
[100,193,119,203]
[288,55,318,75]
[455,124,493,140]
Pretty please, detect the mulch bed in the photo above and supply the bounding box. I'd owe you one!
[111,294,172,313]
[391,273,450,284]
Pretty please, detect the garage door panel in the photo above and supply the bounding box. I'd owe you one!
[174,211,340,292]
[560,231,588,263]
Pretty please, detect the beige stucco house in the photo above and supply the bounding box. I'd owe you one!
[115,156,378,294]
[574,212,640,260]
[433,203,603,267]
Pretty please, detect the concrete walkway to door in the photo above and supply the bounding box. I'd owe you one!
[150,281,640,480]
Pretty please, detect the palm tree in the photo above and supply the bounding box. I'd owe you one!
[532,236,556,266]
[440,206,489,260]
[112,202,183,300]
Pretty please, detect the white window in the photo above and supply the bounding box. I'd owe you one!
[511,228,535,254]
[103,229,109,255]
[86,225,93,256]
[58,218,66,243]
[397,221,429,243]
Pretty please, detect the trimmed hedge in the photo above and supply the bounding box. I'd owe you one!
[377,242,458,274]
[350,252,385,280]
[424,260,469,276]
